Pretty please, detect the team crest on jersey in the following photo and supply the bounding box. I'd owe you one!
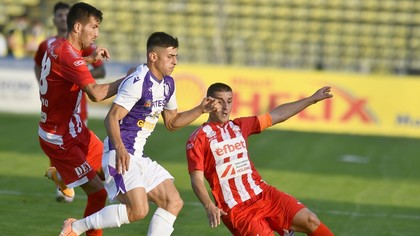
[143,100,152,110]
[164,82,171,97]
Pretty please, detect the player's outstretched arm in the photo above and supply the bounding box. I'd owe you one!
[270,86,333,125]
[190,171,227,228]
[83,77,124,102]
[162,96,221,131]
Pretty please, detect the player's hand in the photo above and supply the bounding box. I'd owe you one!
[201,96,221,113]
[206,204,227,228]
[115,147,130,175]
[93,46,110,62]
[311,86,333,102]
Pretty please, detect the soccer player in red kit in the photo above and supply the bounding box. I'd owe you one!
[34,1,106,202]
[186,83,334,236]
[37,3,123,236]
[34,1,106,126]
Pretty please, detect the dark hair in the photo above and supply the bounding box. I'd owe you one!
[147,32,179,53]
[67,2,103,31]
[207,83,232,97]
[53,2,70,14]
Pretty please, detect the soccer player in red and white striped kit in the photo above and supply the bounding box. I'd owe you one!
[186,82,334,236]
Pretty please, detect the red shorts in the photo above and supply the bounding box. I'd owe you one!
[222,185,305,236]
[39,129,103,188]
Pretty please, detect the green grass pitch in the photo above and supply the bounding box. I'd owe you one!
[0,112,419,235]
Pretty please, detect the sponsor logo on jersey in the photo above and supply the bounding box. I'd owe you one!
[75,161,92,178]
[186,143,194,150]
[216,157,252,181]
[143,100,152,110]
[137,119,156,130]
[211,136,246,161]
[73,60,85,66]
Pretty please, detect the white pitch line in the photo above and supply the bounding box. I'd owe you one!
[1,189,420,220]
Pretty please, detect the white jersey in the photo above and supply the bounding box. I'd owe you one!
[105,64,177,157]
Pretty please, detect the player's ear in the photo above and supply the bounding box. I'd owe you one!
[74,22,82,34]
[148,51,157,62]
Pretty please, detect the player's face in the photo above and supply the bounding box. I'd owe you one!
[53,8,69,33]
[154,46,178,77]
[80,16,100,49]
[209,91,233,124]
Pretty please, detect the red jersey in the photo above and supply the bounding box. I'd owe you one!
[186,116,271,212]
[34,37,103,126]
[37,39,95,146]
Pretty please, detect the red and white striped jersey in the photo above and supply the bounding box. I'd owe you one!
[186,116,271,212]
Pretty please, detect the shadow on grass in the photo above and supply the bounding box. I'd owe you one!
[0,175,420,236]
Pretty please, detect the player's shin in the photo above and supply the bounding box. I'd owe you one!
[73,204,130,234]
[147,207,177,236]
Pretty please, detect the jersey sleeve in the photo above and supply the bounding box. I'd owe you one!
[165,86,177,110]
[34,40,47,67]
[234,116,266,137]
[82,43,104,68]
[186,128,205,173]
[113,72,143,112]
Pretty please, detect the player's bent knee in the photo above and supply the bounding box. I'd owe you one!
[307,212,321,231]
[291,208,321,233]
[127,205,149,222]
[168,196,184,214]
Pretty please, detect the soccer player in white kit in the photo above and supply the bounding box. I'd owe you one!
[59,32,221,236]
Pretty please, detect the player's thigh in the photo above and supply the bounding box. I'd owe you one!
[225,210,274,236]
[263,186,306,232]
[118,186,149,218]
[40,138,97,188]
[80,174,104,195]
[244,219,274,236]
[147,179,182,209]
[85,130,104,173]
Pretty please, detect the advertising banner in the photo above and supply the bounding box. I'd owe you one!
[2,61,419,138]
[172,65,420,139]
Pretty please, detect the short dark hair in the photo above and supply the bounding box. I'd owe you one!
[147,32,179,53]
[53,2,70,14]
[67,2,103,31]
[207,83,232,97]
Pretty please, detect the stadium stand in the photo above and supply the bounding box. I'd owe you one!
[1,0,420,74]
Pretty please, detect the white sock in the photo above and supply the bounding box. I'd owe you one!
[72,204,130,234]
[147,207,177,236]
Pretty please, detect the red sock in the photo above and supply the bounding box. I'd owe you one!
[309,222,334,236]
[84,188,107,236]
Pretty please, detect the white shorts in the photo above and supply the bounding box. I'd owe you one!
[102,149,174,201]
